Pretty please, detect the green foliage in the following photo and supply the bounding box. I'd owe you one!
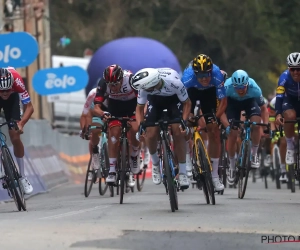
[49,0,300,96]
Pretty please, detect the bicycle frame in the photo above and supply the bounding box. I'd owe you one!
[192,127,212,173]
[237,122,252,167]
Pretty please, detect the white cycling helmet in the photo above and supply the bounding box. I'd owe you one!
[131,68,160,90]
[287,52,300,67]
[269,97,276,110]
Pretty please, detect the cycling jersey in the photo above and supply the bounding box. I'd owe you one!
[82,87,108,114]
[94,70,136,104]
[181,62,226,100]
[7,67,31,104]
[275,69,300,114]
[137,68,189,105]
[225,77,262,101]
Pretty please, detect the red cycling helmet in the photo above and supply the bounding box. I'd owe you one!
[103,64,123,84]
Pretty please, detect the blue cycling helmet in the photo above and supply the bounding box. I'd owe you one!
[231,70,249,86]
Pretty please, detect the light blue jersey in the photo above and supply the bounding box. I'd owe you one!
[225,77,262,101]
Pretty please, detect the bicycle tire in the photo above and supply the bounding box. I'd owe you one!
[238,140,251,199]
[84,156,94,197]
[2,146,25,211]
[137,165,146,191]
[196,139,215,205]
[99,142,109,196]
[288,164,296,193]
[162,140,177,212]
[273,145,281,189]
[119,138,127,204]
[264,175,268,189]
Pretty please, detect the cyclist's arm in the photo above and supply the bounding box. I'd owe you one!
[136,89,147,125]
[275,75,286,117]
[175,84,191,121]
[93,80,106,117]
[219,112,230,128]
[260,104,269,124]
[215,80,227,118]
[216,97,227,118]
[136,104,145,126]
[182,98,191,121]
[20,102,34,126]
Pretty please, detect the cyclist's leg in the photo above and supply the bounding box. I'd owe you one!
[168,96,189,188]
[282,96,297,164]
[278,137,288,181]
[244,98,261,168]
[226,97,241,183]
[4,93,33,194]
[105,98,128,183]
[144,96,160,184]
[89,116,103,172]
[185,88,200,176]
[125,98,141,175]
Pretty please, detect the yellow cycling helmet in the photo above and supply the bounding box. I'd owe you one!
[192,54,213,73]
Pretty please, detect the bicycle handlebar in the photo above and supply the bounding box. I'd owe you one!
[139,118,187,135]
[0,120,18,130]
[188,110,218,126]
[278,118,300,137]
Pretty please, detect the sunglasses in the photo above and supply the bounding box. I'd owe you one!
[195,72,211,79]
[107,81,120,87]
[0,89,12,93]
[233,84,247,90]
[289,68,300,72]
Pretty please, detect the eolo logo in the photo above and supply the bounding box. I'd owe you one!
[0,32,39,68]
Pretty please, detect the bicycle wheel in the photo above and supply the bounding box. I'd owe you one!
[288,164,296,193]
[273,146,281,188]
[99,142,109,196]
[162,140,177,212]
[84,156,94,197]
[137,165,147,191]
[120,139,128,204]
[2,146,25,211]
[238,140,251,199]
[196,139,215,205]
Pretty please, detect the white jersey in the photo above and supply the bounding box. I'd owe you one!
[137,68,189,105]
[94,70,137,103]
[82,88,108,114]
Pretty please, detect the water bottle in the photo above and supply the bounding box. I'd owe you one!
[194,100,200,116]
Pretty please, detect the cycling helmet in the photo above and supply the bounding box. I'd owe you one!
[269,97,276,110]
[0,68,13,90]
[231,69,249,86]
[131,68,160,90]
[287,52,300,67]
[192,54,213,73]
[103,64,123,84]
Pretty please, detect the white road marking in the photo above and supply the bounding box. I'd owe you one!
[39,205,111,220]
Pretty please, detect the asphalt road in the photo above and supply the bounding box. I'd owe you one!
[0,177,300,250]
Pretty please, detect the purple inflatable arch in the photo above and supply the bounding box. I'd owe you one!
[86,37,181,95]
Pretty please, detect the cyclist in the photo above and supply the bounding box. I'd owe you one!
[275,52,300,165]
[225,70,269,184]
[269,96,288,181]
[93,65,140,186]
[80,87,110,180]
[181,54,227,191]
[0,67,34,194]
[132,67,191,189]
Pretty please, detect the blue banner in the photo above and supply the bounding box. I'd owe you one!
[0,32,39,68]
[32,66,89,95]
